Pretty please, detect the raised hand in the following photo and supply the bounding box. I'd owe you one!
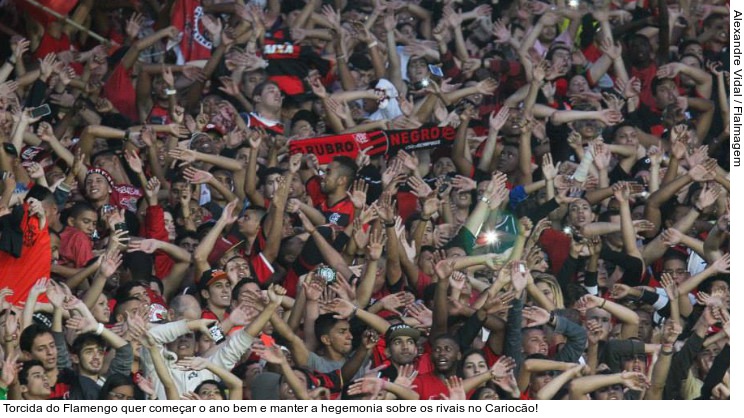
[710,253,731,273]
[0,350,19,389]
[99,250,123,278]
[347,179,368,210]
[348,377,385,399]
[612,182,630,203]
[620,371,650,391]
[688,158,717,181]
[491,19,511,44]
[434,258,456,281]
[65,314,97,334]
[510,261,529,293]
[490,355,516,380]
[695,183,720,209]
[476,78,499,95]
[522,306,550,327]
[450,175,475,192]
[586,318,608,346]
[183,167,213,185]
[441,376,466,400]
[366,225,384,261]
[220,199,240,224]
[168,148,197,163]
[124,150,145,174]
[128,238,160,254]
[661,319,682,345]
[610,283,632,300]
[176,356,210,371]
[267,284,286,306]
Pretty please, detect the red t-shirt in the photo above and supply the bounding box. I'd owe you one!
[413,373,449,400]
[102,64,139,122]
[415,271,433,298]
[34,32,72,59]
[0,204,51,306]
[538,228,571,276]
[630,64,659,110]
[142,205,174,279]
[59,227,94,268]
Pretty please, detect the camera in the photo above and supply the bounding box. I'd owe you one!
[208,323,226,344]
[317,265,337,284]
[413,78,430,90]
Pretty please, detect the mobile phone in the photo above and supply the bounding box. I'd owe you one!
[428,64,444,78]
[30,104,51,119]
[208,324,226,344]
[317,265,337,284]
[2,143,17,156]
[438,177,451,194]
[413,78,431,90]
[114,222,128,232]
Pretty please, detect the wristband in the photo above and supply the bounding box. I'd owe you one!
[599,299,606,309]
[548,311,556,327]
[420,216,431,221]
[0,386,7,400]
[95,323,105,335]
[480,196,491,205]
[384,221,395,228]
[165,88,177,96]
[351,305,359,317]
[693,204,704,213]
[367,41,378,48]
[123,129,131,142]
[660,348,674,356]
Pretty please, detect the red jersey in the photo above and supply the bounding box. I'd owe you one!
[0,203,51,306]
[318,197,355,228]
[247,112,283,135]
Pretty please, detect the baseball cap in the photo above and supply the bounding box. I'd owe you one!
[198,268,229,292]
[384,324,421,345]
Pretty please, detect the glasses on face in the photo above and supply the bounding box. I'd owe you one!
[109,392,134,400]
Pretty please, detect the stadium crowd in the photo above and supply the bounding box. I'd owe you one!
[0,0,732,401]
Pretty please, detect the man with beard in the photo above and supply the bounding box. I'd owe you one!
[298,156,358,228]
